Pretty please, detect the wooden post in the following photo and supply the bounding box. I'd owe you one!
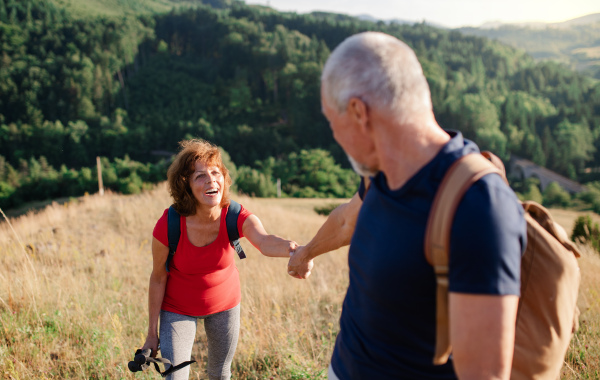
[277,178,281,198]
[97,156,104,196]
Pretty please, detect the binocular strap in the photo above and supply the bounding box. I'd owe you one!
[129,348,196,378]
[147,356,196,378]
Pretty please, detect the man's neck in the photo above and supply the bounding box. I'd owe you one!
[375,120,450,191]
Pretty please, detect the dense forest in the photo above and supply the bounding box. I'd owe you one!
[2,0,600,211]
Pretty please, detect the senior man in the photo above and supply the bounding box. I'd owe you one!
[288,32,526,380]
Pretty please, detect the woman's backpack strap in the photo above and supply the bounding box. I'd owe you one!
[226,200,246,259]
[166,205,181,272]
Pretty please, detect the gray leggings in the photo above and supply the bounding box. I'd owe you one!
[159,304,241,380]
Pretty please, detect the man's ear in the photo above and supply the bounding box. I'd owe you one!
[347,97,370,134]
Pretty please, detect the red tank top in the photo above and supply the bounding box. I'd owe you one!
[152,204,252,316]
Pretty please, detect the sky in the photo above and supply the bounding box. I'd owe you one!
[244,0,600,28]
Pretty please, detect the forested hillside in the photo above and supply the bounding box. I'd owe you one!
[458,15,600,79]
[2,0,600,210]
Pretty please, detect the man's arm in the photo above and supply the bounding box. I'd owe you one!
[450,293,519,380]
[288,190,363,279]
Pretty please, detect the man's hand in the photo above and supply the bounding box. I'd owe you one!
[287,245,314,279]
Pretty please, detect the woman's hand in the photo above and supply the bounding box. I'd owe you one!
[141,335,159,358]
[287,240,299,256]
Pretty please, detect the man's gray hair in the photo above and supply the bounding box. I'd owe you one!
[321,32,432,119]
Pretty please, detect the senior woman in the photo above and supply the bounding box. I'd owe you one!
[141,139,297,380]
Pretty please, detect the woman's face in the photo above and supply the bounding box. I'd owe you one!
[189,160,225,208]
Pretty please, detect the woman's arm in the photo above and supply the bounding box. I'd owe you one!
[141,237,169,355]
[242,215,297,258]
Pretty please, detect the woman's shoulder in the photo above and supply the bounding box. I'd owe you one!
[157,207,170,222]
[153,208,171,245]
[229,202,252,238]
[227,201,252,218]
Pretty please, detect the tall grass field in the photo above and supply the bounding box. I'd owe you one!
[0,185,598,379]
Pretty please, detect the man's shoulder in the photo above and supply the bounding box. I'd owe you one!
[448,172,525,295]
[453,170,526,257]
[464,172,522,216]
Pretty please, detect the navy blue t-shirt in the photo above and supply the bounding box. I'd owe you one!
[330,131,526,379]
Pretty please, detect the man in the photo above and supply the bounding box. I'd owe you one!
[287,32,526,380]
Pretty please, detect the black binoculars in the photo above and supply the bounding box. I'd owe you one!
[128,348,153,372]
[127,347,196,377]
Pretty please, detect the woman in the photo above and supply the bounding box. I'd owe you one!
[141,139,297,380]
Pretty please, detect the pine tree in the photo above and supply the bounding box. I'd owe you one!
[0,0,7,23]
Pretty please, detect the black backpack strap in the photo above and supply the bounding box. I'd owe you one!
[166,205,181,272]
[226,200,246,259]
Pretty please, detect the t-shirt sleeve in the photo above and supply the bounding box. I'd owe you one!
[153,209,170,247]
[448,174,526,296]
[236,204,253,238]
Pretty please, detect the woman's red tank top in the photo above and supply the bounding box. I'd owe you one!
[152,204,251,316]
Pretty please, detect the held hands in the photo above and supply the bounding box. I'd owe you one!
[287,240,299,256]
[287,245,314,279]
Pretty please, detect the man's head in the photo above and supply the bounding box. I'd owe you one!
[321,31,431,119]
[321,32,433,175]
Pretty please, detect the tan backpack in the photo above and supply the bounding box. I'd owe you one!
[424,152,581,379]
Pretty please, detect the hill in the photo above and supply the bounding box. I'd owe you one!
[1,0,600,213]
[48,0,235,18]
[0,188,598,378]
[458,13,600,79]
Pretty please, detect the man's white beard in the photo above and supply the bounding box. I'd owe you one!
[347,154,378,178]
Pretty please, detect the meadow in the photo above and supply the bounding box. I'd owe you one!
[0,185,598,379]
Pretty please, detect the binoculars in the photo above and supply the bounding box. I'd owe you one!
[128,347,196,377]
[128,348,153,372]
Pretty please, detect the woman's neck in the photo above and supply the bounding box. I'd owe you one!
[189,204,221,223]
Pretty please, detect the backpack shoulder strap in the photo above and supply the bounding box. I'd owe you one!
[424,152,503,365]
[166,205,180,272]
[226,200,246,259]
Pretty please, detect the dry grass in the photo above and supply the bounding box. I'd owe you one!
[0,185,348,379]
[0,185,598,379]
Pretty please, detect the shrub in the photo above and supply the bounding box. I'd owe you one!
[0,182,15,209]
[518,183,543,204]
[577,182,600,214]
[571,215,600,252]
[543,182,571,208]
[314,203,342,216]
[235,166,276,197]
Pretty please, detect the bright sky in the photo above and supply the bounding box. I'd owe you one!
[244,0,600,28]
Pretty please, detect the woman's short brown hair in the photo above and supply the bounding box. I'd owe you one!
[167,139,232,216]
